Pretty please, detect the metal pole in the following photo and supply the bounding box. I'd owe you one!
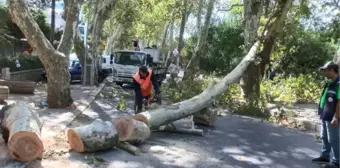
[83,21,88,85]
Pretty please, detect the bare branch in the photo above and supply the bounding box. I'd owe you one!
[218,3,243,11]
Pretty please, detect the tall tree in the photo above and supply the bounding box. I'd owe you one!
[239,0,262,99]
[184,0,215,79]
[50,0,55,43]
[240,0,293,101]
[8,0,79,108]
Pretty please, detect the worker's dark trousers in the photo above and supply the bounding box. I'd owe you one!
[133,82,150,114]
[152,80,160,95]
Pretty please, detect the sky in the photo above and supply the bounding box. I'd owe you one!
[1,0,338,38]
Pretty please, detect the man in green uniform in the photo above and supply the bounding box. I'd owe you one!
[312,61,340,168]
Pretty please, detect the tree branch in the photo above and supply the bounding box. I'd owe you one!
[8,0,64,65]
[218,3,243,11]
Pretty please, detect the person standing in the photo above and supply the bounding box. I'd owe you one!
[312,61,340,168]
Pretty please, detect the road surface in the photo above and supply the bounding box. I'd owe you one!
[66,98,322,168]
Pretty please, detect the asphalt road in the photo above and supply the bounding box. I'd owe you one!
[67,99,323,168]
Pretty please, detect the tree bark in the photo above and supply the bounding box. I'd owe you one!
[158,126,204,136]
[67,119,119,152]
[113,117,151,144]
[184,0,215,80]
[0,80,35,94]
[87,0,116,85]
[8,0,73,108]
[134,41,261,130]
[177,0,189,63]
[0,86,9,104]
[197,0,203,32]
[0,102,43,162]
[240,0,262,100]
[50,0,55,43]
[117,142,140,156]
[57,0,80,64]
[259,0,293,78]
[193,107,218,127]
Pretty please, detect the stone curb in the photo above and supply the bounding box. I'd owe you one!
[224,113,320,132]
[289,117,320,132]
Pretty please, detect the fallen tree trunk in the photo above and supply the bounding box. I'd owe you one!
[134,41,260,129]
[113,117,151,144]
[0,102,43,162]
[0,80,35,94]
[158,125,204,136]
[117,142,140,156]
[193,107,218,127]
[67,119,119,152]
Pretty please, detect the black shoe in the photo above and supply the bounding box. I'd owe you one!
[312,156,330,164]
[323,162,339,168]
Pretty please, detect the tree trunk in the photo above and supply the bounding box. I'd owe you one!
[158,125,203,136]
[113,117,151,144]
[0,102,43,162]
[177,0,189,63]
[57,0,80,65]
[117,142,140,156]
[334,47,340,65]
[184,0,215,80]
[164,24,175,71]
[197,0,203,32]
[67,119,119,152]
[259,0,293,78]
[193,107,218,127]
[134,41,261,130]
[87,0,116,85]
[240,0,262,100]
[0,86,9,104]
[104,24,123,55]
[50,0,55,43]
[0,80,35,94]
[8,0,73,108]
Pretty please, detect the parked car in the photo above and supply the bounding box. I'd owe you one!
[41,60,82,82]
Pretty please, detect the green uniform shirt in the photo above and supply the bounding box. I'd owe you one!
[320,80,340,109]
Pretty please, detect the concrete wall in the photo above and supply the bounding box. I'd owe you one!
[9,69,43,82]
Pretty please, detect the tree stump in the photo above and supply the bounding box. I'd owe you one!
[67,119,119,152]
[0,80,35,94]
[0,86,9,104]
[193,107,218,127]
[113,117,151,144]
[0,102,43,162]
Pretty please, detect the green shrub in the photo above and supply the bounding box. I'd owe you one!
[0,55,43,72]
[261,73,322,103]
[163,73,323,120]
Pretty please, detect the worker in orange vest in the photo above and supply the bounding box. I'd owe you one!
[132,66,155,113]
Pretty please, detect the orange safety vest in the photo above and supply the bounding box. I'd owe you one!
[133,68,153,97]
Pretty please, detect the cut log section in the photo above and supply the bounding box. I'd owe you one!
[134,41,260,129]
[159,125,204,136]
[0,102,43,162]
[117,142,140,156]
[0,80,36,94]
[0,86,9,104]
[67,119,119,153]
[193,107,218,127]
[113,117,151,144]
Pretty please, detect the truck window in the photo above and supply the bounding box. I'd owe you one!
[114,52,145,66]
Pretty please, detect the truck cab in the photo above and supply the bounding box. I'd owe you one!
[111,49,166,86]
[112,50,147,86]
